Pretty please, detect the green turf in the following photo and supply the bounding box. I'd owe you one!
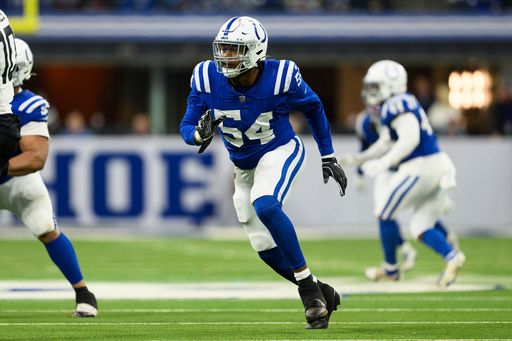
[0,237,511,339]
[1,291,511,340]
[0,237,510,281]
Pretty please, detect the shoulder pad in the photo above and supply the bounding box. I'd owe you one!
[13,93,50,125]
[382,93,419,117]
[190,60,214,93]
[273,59,298,95]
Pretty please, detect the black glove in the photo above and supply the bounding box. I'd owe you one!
[322,156,348,197]
[194,110,224,154]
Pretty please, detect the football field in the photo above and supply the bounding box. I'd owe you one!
[0,237,511,340]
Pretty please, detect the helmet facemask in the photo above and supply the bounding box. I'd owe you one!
[213,41,253,78]
[362,82,387,107]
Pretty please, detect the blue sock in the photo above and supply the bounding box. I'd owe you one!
[44,232,84,285]
[395,220,405,246]
[253,195,306,270]
[379,220,400,265]
[259,247,297,284]
[420,228,453,258]
[434,220,448,237]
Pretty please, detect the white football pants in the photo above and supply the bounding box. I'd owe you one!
[0,172,56,236]
[373,152,456,238]
[233,136,306,252]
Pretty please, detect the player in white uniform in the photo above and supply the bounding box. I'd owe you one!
[352,108,419,274]
[0,11,21,182]
[0,39,97,316]
[340,60,465,288]
[180,17,347,329]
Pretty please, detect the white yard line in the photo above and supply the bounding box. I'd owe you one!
[2,308,512,313]
[0,277,504,300]
[1,321,511,326]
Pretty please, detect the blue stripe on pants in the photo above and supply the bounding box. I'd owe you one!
[379,176,411,219]
[383,176,420,220]
[279,139,305,202]
[273,137,300,199]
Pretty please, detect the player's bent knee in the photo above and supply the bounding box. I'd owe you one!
[38,229,60,244]
[248,232,276,252]
[24,211,55,237]
[31,223,55,238]
[253,195,280,222]
[410,224,430,240]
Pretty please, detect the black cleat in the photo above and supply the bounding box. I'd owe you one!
[305,280,340,329]
[74,287,98,317]
[298,276,328,329]
[305,316,328,329]
[314,280,341,327]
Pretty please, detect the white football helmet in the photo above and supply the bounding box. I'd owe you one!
[12,38,34,87]
[362,60,407,106]
[213,16,268,78]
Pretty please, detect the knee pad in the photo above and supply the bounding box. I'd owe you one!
[24,210,56,237]
[248,232,276,252]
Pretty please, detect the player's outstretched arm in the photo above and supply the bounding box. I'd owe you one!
[361,113,419,177]
[340,127,392,168]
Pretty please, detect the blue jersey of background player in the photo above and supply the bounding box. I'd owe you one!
[342,60,464,287]
[0,38,97,317]
[180,16,347,329]
[380,92,440,164]
[354,110,379,177]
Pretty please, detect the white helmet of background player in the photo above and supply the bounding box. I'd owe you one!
[12,38,34,87]
[213,16,268,78]
[362,60,407,106]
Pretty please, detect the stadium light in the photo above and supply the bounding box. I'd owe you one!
[448,69,492,110]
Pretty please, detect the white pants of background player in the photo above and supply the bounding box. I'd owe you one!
[373,152,456,239]
[233,136,306,252]
[0,172,56,236]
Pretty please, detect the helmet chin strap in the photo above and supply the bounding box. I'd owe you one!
[222,63,253,79]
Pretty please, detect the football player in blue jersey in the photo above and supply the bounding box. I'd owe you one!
[347,108,460,281]
[0,11,21,186]
[340,60,464,288]
[0,39,97,317]
[353,108,419,274]
[180,16,347,329]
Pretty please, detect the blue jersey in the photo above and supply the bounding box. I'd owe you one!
[355,111,380,175]
[0,89,49,185]
[180,59,334,170]
[355,111,379,151]
[380,93,440,164]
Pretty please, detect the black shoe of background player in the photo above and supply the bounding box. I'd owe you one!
[313,280,341,328]
[297,275,328,329]
[74,286,98,317]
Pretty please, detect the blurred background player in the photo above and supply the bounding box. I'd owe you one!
[352,107,418,274]
[180,16,347,329]
[0,10,21,183]
[0,38,97,317]
[346,106,460,279]
[340,60,464,288]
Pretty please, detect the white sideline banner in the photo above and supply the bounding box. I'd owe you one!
[0,136,510,236]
